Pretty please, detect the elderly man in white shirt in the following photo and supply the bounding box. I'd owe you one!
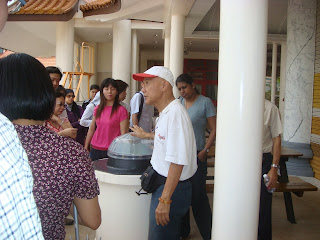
[130,66,197,240]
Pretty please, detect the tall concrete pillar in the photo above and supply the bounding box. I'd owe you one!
[131,29,138,97]
[169,14,185,97]
[112,20,132,104]
[164,34,170,68]
[283,0,316,176]
[213,0,268,239]
[56,20,75,76]
[271,43,278,103]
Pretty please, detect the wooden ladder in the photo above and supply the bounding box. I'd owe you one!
[61,42,95,99]
[62,72,94,99]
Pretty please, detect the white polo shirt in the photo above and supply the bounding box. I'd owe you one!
[151,99,197,181]
[263,99,283,153]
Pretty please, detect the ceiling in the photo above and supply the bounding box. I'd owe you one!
[0,0,288,57]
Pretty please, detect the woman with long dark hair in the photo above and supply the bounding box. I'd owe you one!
[85,78,129,160]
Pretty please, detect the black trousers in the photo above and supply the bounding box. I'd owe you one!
[258,153,273,240]
[180,158,212,240]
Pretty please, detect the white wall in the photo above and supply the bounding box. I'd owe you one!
[97,42,113,86]
[140,49,164,72]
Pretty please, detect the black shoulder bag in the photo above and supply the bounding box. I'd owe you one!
[136,166,166,195]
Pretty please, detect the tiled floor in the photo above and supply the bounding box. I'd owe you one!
[65,176,320,240]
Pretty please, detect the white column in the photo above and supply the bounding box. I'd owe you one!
[279,43,287,123]
[213,0,268,239]
[283,0,316,144]
[112,20,132,104]
[131,29,138,98]
[271,43,278,103]
[164,34,170,68]
[56,20,75,74]
[169,14,185,97]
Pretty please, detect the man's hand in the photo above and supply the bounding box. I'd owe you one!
[197,149,207,162]
[130,125,154,139]
[155,202,170,226]
[267,167,278,189]
[130,125,147,138]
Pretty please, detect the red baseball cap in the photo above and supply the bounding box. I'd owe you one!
[132,66,174,87]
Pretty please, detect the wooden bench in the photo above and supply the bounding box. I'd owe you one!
[274,181,317,197]
[203,145,317,223]
[205,179,318,196]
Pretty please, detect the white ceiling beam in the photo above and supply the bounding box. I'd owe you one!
[83,0,163,23]
[171,0,196,16]
[163,0,195,40]
[74,18,163,30]
[75,18,112,28]
[189,31,287,43]
[0,22,55,57]
[131,20,164,30]
[184,0,216,36]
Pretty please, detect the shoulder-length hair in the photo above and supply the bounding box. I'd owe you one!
[0,53,55,121]
[95,78,120,119]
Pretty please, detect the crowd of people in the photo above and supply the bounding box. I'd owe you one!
[0,3,282,240]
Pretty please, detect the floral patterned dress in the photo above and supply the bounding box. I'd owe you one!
[15,124,99,240]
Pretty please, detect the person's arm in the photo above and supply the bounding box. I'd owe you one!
[50,115,77,139]
[61,118,72,129]
[71,121,81,129]
[132,113,139,126]
[59,119,77,139]
[71,196,101,230]
[58,128,78,139]
[198,116,216,161]
[156,163,183,226]
[267,135,281,189]
[130,125,154,139]
[80,104,94,127]
[130,93,140,126]
[120,118,129,135]
[84,116,96,151]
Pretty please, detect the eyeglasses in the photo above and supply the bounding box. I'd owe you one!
[55,102,66,108]
[66,95,75,98]
[7,0,26,14]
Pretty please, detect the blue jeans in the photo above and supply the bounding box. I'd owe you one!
[90,147,108,161]
[181,158,212,240]
[149,181,192,240]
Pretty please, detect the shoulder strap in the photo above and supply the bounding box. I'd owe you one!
[137,92,144,122]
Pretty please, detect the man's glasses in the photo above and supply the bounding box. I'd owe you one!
[7,0,26,14]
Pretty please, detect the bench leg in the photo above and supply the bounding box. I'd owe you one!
[283,192,296,224]
[279,157,297,224]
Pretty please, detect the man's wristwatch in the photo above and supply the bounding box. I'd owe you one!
[271,163,279,168]
[204,148,210,153]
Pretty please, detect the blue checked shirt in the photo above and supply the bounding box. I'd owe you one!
[0,113,44,240]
